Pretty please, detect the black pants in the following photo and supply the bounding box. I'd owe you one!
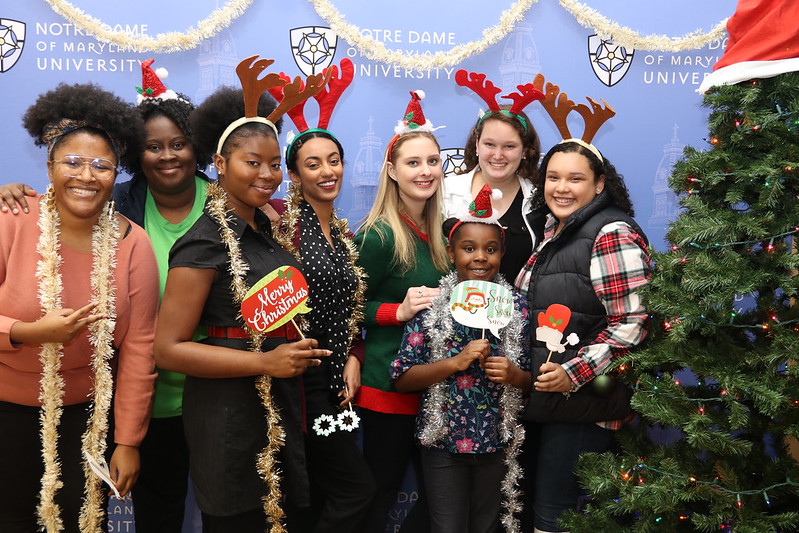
[0,401,105,533]
[133,415,190,533]
[360,408,429,533]
[201,509,266,532]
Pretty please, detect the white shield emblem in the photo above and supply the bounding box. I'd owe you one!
[0,19,25,73]
[289,26,338,76]
[588,34,633,87]
[441,148,466,178]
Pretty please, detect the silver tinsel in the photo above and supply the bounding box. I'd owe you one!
[420,271,526,533]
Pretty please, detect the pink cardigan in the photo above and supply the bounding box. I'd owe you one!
[0,195,159,446]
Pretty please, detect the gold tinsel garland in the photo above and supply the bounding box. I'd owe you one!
[204,181,286,532]
[36,187,119,532]
[273,184,365,372]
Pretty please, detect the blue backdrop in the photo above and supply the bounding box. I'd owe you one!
[0,1,736,531]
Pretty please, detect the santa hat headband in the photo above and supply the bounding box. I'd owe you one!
[455,69,545,134]
[215,55,332,155]
[275,58,355,163]
[698,0,799,93]
[386,89,444,162]
[448,184,506,242]
[534,73,615,162]
[136,59,186,105]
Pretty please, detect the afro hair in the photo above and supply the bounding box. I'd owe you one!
[22,82,144,173]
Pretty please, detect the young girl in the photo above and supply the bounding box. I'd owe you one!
[355,91,449,532]
[391,186,532,533]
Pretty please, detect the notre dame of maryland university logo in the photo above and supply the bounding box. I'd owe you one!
[289,26,338,76]
[0,19,25,73]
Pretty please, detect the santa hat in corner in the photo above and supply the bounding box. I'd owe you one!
[698,0,799,93]
[136,59,182,104]
[394,90,442,135]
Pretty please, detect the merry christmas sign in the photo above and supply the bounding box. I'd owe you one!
[449,280,513,337]
[241,265,311,332]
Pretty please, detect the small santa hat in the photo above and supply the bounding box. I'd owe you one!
[448,184,505,241]
[699,0,799,93]
[394,90,442,135]
[136,59,182,104]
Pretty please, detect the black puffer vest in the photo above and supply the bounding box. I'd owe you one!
[525,192,647,365]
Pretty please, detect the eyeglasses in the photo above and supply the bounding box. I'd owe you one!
[55,155,117,180]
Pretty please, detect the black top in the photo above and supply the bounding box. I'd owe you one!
[298,200,358,415]
[498,188,534,284]
[168,205,309,514]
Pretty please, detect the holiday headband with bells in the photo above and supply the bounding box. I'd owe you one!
[386,89,443,162]
[270,58,355,162]
[448,183,506,242]
[455,69,545,134]
[533,73,615,162]
[216,55,332,155]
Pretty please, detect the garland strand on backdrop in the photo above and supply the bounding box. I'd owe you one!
[43,0,253,53]
[44,0,728,60]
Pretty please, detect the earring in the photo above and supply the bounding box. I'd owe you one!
[596,189,601,194]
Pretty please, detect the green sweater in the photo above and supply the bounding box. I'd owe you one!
[355,220,446,414]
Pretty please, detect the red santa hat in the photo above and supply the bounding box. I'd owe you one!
[136,59,182,104]
[699,0,799,92]
[393,90,441,135]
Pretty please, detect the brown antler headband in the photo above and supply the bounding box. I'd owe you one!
[216,55,332,154]
[533,73,615,160]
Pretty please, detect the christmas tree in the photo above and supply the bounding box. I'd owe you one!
[563,2,799,531]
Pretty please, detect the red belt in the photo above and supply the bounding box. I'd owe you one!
[207,324,299,341]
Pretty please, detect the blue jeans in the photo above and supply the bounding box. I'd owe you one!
[533,422,614,532]
[420,447,506,533]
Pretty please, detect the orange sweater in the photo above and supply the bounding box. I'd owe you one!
[0,195,159,446]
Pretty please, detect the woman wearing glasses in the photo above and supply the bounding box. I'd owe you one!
[0,83,159,533]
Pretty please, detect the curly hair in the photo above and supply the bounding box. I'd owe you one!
[461,108,541,182]
[190,86,283,159]
[442,216,505,249]
[285,130,345,174]
[123,93,213,174]
[22,82,144,173]
[531,141,634,216]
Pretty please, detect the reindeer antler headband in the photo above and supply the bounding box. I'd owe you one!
[215,55,332,155]
[455,70,545,134]
[532,73,615,162]
[273,58,355,163]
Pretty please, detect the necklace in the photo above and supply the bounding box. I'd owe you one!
[36,185,119,533]
[205,181,286,532]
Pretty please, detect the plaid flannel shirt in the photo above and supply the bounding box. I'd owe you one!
[516,215,652,430]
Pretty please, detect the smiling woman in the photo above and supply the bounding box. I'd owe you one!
[0,82,159,533]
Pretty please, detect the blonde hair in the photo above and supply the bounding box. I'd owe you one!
[361,131,450,274]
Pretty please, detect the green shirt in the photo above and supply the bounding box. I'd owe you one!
[144,177,208,418]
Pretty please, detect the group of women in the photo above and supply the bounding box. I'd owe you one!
[0,57,651,533]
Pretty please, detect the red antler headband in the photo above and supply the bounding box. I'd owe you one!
[455,69,544,134]
[273,58,355,161]
[532,73,615,162]
[216,55,332,155]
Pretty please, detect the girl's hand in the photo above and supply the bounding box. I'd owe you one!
[10,302,106,345]
[534,362,573,393]
[339,354,361,406]
[396,285,441,322]
[109,444,140,499]
[452,339,489,372]
[0,183,36,214]
[262,338,331,378]
[484,357,532,393]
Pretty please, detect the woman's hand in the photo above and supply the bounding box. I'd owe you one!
[109,444,140,499]
[396,285,441,322]
[534,362,574,393]
[339,354,361,406]
[9,302,106,345]
[262,338,331,378]
[452,339,489,372]
[0,183,36,214]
